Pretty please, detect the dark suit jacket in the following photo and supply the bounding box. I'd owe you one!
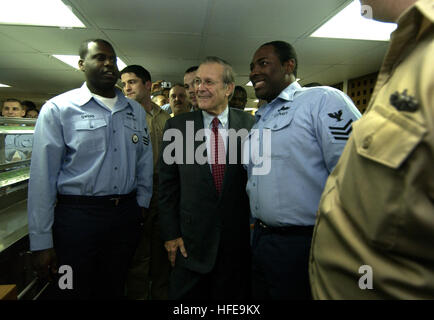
[158,108,255,276]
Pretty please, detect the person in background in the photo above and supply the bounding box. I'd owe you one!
[152,93,168,107]
[309,0,434,299]
[168,84,189,117]
[1,99,25,118]
[28,39,153,299]
[184,66,199,111]
[22,101,39,118]
[229,85,248,110]
[121,64,171,300]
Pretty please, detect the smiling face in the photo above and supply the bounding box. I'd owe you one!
[2,101,25,118]
[121,72,150,104]
[195,62,233,116]
[249,45,294,102]
[79,41,119,97]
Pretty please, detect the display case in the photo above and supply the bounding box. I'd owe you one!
[0,116,47,299]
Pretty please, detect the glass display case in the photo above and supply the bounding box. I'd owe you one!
[0,116,41,299]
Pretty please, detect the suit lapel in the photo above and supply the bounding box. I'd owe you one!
[219,108,244,200]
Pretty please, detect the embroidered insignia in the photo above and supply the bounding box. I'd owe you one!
[328,110,343,122]
[143,136,149,146]
[132,134,139,144]
[390,89,419,112]
[278,106,290,112]
[328,119,353,141]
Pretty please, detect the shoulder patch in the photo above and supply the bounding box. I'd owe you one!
[328,119,353,141]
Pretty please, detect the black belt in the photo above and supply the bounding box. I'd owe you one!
[57,191,136,207]
[256,219,314,235]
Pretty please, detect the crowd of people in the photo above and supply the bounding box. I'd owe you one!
[1,0,432,300]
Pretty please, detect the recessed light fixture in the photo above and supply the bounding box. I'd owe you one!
[0,0,85,28]
[53,55,127,71]
[246,81,253,86]
[310,0,397,41]
[0,83,11,88]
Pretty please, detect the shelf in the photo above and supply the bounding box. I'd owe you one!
[0,168,30,188]
[0,199,28,253]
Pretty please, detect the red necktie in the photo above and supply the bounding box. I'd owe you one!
[211,117,225,194]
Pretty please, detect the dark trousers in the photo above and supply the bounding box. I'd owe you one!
[169,244,251,300]
[251,222,313,300]
[126,194,170,300]
[52,195,143,299]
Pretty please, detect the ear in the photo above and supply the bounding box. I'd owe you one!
[145,80,152,91]
[78,59,85,72]
[284,58,296,76]
[226,82,235,99]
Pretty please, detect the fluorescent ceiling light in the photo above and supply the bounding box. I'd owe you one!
[53,55,127,71]
[246,81,253,86]
[253,99,259,103]
[0,83,11,87]
[311,0,397,41]
[0,0,85,28]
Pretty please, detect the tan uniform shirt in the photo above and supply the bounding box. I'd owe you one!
[146,102,171,175]
[309,0,434,299]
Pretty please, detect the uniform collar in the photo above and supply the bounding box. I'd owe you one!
[76,82,130,110]
[255,81,302,119]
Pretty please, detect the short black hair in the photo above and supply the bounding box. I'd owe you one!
[233,86,247,99]
[185,66,198,74]
[5,98,21,104]
[79,39,114,59]
[120,65,152,84]
[261,40,298,77]
[21,100,37,112]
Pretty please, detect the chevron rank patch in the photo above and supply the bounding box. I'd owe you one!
[328,119,353,141]
[143,135,149,146]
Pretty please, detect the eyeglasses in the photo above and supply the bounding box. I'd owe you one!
[193,78,221,88]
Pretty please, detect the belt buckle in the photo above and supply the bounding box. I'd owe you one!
[110,197,120,206]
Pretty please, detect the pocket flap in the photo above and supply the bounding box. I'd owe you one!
[353,104,426,169]
[74,118,107,131]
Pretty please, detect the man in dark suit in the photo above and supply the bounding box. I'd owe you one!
[158,56,254,299]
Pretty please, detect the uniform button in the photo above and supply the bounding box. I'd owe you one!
[114,167,118,170]
[114,186,118,189]
[114,148,117,152]
[273,125,277,129]
[113,130,116,133]
[253,183,256,187]
[362,136,373,149]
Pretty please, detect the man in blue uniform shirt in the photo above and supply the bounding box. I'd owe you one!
[245,41,361,299]
[28,39,153,299]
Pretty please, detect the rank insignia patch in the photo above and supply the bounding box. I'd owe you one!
[328,110,343,122]
[143,136,149,146]
[390,89,419,112]
[132,134,139,144]
[329,119,353,141]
